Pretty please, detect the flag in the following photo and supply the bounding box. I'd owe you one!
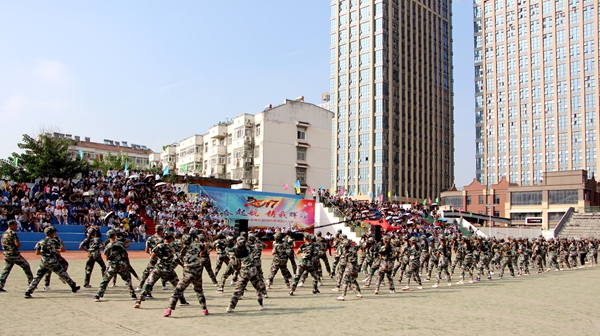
[359,191,362,196]
[469,212,473,216]
[428,197,432,204]
[387,191,391,198]
[13,157,18,166]
[349,190,354,196]
[369,192,373,199]
[284,184,289,190]
[329,187,334,194]
[435,197,439,203]
[78,150,83,160]
[422,198,427,205]
[308,187,313,194]
[97,154,101,161]
[339,188,343,195]
[181,163,187,172]
[394,193,397,200]
[124,160,129,173]
[163,165,169,176]
[378,194,383,202]
[295,187,300,194]
[405,190,409,201]
[295,180,301,188]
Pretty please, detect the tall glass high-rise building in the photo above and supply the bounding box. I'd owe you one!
[474,0,600,186]
[329,0,454,200]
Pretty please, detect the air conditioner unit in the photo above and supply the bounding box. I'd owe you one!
[246,120,253,127]
[252,179,258,185]
[244,136,252,143]
[244,179,252,185]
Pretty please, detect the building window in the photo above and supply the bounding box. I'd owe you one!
[297,127,307,140]
[296,147,307,161]
[254,146,260,159]
[494,194,500,204]
[255,124,261,137]
[510,191,543,205]
[510,212,543,220]
[296,168,307,183]
[441,196,462,208]
[479,195,484,204]
[466,196,472,205]
[548,190,578,204]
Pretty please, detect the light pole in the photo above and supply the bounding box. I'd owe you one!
[485,204,494,227]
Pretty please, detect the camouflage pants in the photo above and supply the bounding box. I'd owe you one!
[589,251,598,265]
[499,256,514,276]
[0,254,33,289]
[394,259,408,282]
[365,259,381,286]
[267,258,292,286]
[427,257,439,278]
[84,252,106,286]
[436,257,451,283]
[44,255,69,287]
[518,255,530,274]
[319,254,332,275]
[405,259,422,286]
[477,254,491,277]
[219,261,240,289]
[201,258,218,285]
[419,254,429,273]
[141,269,184,302]
[139,258,157,288]
[532,255,543,272]
[568,253,578,268]
[97,263,135,298]
[28,262,76,294]
[375,260,395,291]
[214,254,230,275]
[460,257,474,280]
[291,263,318,291]
[547,253,560,270]
[358,252,367,272]
[361,255,374,274]
[229,266,265,309]
[341,263,361,295]
[450,257,464,274]
[168,267,206,310]
[491,253,501,271]
[288,254,297,273]
[334,262,347,288]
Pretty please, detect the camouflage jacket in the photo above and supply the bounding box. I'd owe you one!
[213,238,227,256]
[181,242,203,269]
[34,237,60,266]
[152,242,177,273]
[1,229,21,257]
[104,240,129,266]
[272,241,288,262]
[406,245,420,261]
[146,234,163,252]
[344,245,359,265]
[379,244,395,262]
[80,236,103,258]
[297,242,315,266]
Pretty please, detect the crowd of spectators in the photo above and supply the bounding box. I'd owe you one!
[317,189,461,239]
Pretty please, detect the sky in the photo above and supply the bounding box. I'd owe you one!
[0,0,475,187]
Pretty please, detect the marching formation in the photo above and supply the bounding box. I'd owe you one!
[1,217,599,317]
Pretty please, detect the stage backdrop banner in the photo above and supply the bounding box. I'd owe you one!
[200,187,315,228]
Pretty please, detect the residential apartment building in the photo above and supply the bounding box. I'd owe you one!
[58,133,151,167]
[474,0,600,186]
[329,0,454,201]
[160,99,333,195]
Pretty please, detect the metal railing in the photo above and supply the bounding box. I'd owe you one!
[322,199,370,236]
[553,207,574,237]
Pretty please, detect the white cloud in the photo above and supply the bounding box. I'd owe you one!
[30,58,76,84]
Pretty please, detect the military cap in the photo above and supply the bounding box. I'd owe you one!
[236,236,246,244]
[248,235,256,243]
[163,232,174,240]
[44,226,57,235]
[343,240,351,248]
[155,225,164,232]
[181,234,193,245]
[274,232,283,240]
[409,236,418,242]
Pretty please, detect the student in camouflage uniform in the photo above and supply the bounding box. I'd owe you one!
[266,233,292,289]
[336,240,362,301]
[316,232,332,277]
[226,237,266,312]
[516,237,530,276]
[419,236,429,275]
[457,236,474,284]
[545,238,561,271]
[401,236,423,291]
[425,239,438,281]
[498,239,515,279]
[285,234,297,272]
[289,233,320,295]
[578,238,588,268]
[25,227,80,298]
[568,238,579,268]
[531,238,544,273]
[216,237,241,292]
[588,238,598,266]
[79,227,106,288]
[0,220,33,292]
[93,229,137,302]
[213,233,230,275]
[490,237,502,274]
[42,233,69,291]
[358,233,369,274]
[392,237,408,283]
[164,234,209,317]
[198,234,218,285]
[476,237,492,281]
[330,230,342,276]
[247,234,268,297]
[135,232,187,307]
[363,237,382,288]
[331,234,348,290]
[137,225,164,291]
[360,237,376,277]
[432,235,452,288]
[374,235,396,294]
[450,236,464,276]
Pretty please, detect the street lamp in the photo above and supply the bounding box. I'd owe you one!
[485,204,494,227]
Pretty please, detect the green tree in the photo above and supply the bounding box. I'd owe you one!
[0,134,88,182]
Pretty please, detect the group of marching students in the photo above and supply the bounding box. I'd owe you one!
[1,216,598,317]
